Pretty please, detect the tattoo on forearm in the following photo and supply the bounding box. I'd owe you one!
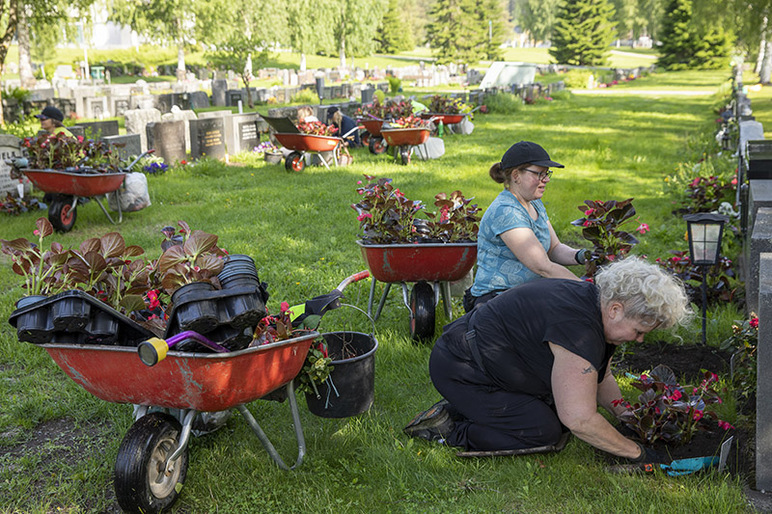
[581,365,596,375]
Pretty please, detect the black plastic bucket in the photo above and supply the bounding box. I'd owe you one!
[306,331,378,418]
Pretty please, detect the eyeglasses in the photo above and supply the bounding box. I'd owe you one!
[522,168,553,181]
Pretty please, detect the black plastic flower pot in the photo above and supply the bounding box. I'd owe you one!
[222,292,265,329]
[170,282,220,334]
[218,273,260,290]
[14,295,53,344]
[51,296,91,331]
[305,331,379,418]
[84,310,120,344]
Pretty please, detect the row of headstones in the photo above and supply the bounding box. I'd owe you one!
[733,67,771,491]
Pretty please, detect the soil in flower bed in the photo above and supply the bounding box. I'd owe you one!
[612,340,731,384]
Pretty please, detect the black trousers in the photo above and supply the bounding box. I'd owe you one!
[429,344,564,451]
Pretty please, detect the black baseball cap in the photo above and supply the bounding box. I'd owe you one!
[500,141,564,169]
[35,106,64,122]
[326,106,339,123]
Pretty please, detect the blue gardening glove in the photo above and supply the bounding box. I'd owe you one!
[629,442,671,464]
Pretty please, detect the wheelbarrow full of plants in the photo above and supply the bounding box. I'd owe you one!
[8,149,155,232]
[380,115,432,165]
[357,115,389,155]
[7,262,370,514]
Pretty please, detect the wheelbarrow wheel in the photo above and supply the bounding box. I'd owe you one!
[48,195,77,232]
[410,281,435,341]
[361,130,371,147]
[400,147,411,165]
[369,136,387,155]
[285,152,305,172]
[114,412,189,514]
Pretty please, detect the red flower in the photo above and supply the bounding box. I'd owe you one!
[718,420,735,430]
[750,317,759,329]
[669,389,682,401]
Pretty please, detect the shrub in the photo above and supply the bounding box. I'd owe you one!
[562,69,595,89]
[482,92,522,114]
[291,88,319,105]
[386,75,402,93]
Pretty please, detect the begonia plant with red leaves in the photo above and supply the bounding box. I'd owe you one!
[297,121,338,137]
[571,198,642,279]
[388,115,429,129]
[156,220,227,294]
[614,364,733,446]
[352,175,480,244]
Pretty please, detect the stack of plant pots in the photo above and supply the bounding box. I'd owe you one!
[9,291,155,346]
[168,254,269,352]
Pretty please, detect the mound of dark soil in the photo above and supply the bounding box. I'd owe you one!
[612,341,731,385]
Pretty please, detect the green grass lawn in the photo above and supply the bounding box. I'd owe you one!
[0,69,753,512]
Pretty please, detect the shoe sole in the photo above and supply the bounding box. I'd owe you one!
[403,402,451,436]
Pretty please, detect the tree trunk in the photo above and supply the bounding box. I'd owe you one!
[0,1,20,126]
[757,16,768,75]
[761,39,772,84]
[242,72,254,109]
[17,7,35,88]
[339,40,346,70]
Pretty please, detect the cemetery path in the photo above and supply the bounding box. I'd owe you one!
[571,88,716,96]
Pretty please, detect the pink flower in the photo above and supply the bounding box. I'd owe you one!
[750,317,759,329]
[718,420,735,430]
[606,254,616,261]
[357,213,372,221]
[690,178,701,187]
[693,410,704,421]
[33,229,40,236]
[636,223,650,234]
[357,181,362,185]
[584,208,594,216]
[583,220,591,227]
[669,389,682,401]
[280,301,290,313]
[731,177,738,186]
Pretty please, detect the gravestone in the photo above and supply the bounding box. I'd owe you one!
[104,134,142,162]
[197,110,232,120]
[161,109,198,153]
[29,88,55,102]
[212,79,228,107]
[747,208,772,314]
[757,253,772,490]
[74,120,120,139]
[189,118,226,160]
[68,126,85,138]
[86,97,109,119]
[227,89,244,107]
[223,114,261,154]
[0,135,26,195]
[112,96,131,117]
[146,120,186,164]
[125,108,162,153]
[189,91,210,109]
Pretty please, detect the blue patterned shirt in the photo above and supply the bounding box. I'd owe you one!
[470,189,551,296]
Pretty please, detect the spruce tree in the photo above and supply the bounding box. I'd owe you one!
[475,0,509,61]
[376,0,415,53]
[549,0,617,66]
[427,0,481,65]
[657,0,695,69]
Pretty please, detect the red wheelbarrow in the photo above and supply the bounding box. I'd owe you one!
[358,116,388,155]
[9,270,370,513]
[273,132,343,172]
[14,150,153,232]
[419,112,468,126]
[380,127,431,165]
[357,241,477,340]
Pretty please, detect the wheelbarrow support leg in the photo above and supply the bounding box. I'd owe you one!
[164,409,196,474]
[236,380,306,470]
[371,280,391,322]
[95,189,123,225]
[440,281,453,320]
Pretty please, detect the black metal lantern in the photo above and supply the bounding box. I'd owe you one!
[683,213,728,345]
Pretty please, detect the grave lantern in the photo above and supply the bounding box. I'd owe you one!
[683,212,728,345]
[316,77,325,105]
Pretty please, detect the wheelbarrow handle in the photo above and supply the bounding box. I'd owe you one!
[335,270,370,292]
[124,149,156,172]
[137,330,229,366]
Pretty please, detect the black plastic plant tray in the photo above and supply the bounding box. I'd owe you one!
[8,290,155,347]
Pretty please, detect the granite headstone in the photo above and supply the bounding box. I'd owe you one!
[146,120,186,164]
[190,117,226,160]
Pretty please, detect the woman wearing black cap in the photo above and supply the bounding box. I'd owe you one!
[35,106,73,138]
[463,141,589,312]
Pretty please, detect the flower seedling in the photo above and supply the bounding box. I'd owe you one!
[614,364,733,446]
[156,220,227,294]
[571,198,641,279]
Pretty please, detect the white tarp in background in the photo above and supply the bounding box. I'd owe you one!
[479,62,537,89]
